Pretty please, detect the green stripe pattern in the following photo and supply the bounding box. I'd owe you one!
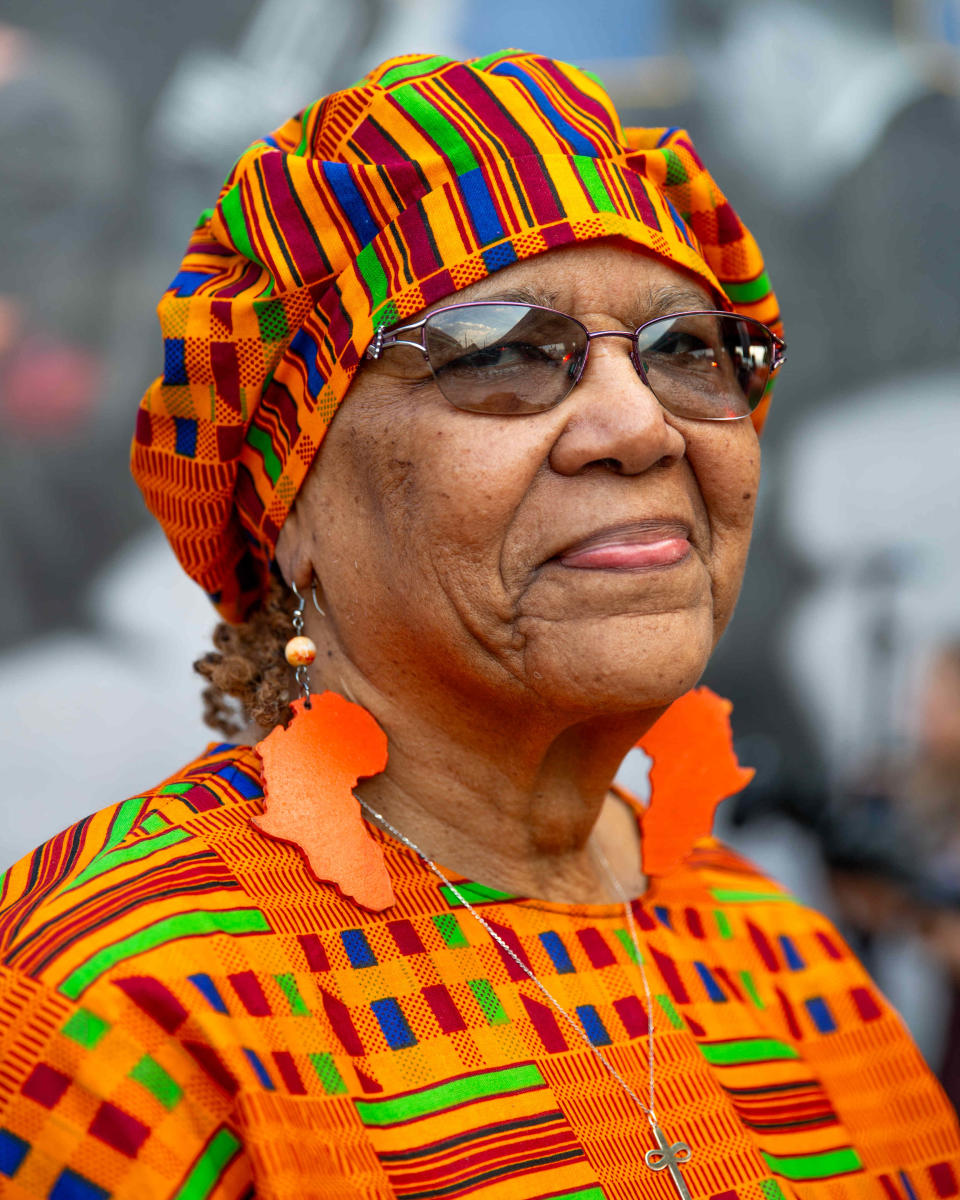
[440,881,515,908]
[380,55,452,89]
[700,1037,799,1066]
[61,1009,109,1049]
[739,970,766,1010]
[393,84,479,173]
[274,973,310,1015]
[663,148,689,185]
[309,1052,347,1095]
[614,927,643,963]
[356,1063,544,1127]
[713,909,734,939]
[573,156,616,213]
[294,99,320,156]
[59,909,270,1000]
[356,242,389,308]
[173,1128,242,1200]
[710,889,796,905]
[469,978,509,1025]
[219,185,260,265]
[656,995,684,1030]
[66,828,191,892]
[761,1147,863,1181]
[130,1054,183,1110]
[724,271,771,304]
[245,425,283,485]
[432,912,469,948]
[61,797,143,891]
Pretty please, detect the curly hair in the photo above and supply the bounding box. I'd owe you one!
[194,574,295,736]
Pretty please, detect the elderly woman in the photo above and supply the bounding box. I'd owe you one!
[0,51,956,1200]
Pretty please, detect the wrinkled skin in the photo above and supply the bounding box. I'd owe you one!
[276,241,760,902]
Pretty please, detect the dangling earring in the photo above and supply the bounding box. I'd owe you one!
[284,582,318,706]
[254,579,395,912]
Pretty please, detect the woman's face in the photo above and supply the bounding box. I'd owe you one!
[283,242,760,722]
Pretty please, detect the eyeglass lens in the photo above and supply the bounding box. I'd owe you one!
[421,304,774,419]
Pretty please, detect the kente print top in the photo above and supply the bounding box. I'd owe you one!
[0,740,957,1199]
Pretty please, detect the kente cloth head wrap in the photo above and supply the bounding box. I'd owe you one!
[132,50,780,623]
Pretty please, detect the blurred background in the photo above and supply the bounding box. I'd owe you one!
[1,0,958,1096]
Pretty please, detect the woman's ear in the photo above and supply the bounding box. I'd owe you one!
[275,507,315,591]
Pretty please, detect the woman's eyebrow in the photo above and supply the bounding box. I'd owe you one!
[473,284,560,307]
[408,284,559,324]
[418,281,711,321]
[458,282,709,316]
[641,283,712,318]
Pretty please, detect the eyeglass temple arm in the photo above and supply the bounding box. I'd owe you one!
[366,319,428,360]
[770,335,787,372]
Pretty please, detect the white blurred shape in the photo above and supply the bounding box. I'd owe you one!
[151,0,368,163]
[614,745,652,804]
[0,530,215,869]
[781,369,960,769]
[695,1,930,209]
[355,0,465,77]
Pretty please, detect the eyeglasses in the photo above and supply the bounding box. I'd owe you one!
[366,300,786,421]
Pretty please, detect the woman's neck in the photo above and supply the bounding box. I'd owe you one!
[347,678,662,904]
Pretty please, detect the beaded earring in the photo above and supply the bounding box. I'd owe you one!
[283,582,324,704]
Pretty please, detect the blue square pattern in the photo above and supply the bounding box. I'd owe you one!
[162,337,187,385]
[694,961,727,1003]
[341,929,377,969]
[778,935,805,971]
[50,1167,109,1200]
[370,997,417,1050]
[173,416,197,458]
[654,905,673,930]
[168,270,210,298]
[0,1128,29,1178]
[213,763,263,799]
[804,996,837,1035]
[188,973,230,1014]
[242,1047,275,1090]
[575,1004,612,1046]
[539,931,575,974]
[481,240,517,272]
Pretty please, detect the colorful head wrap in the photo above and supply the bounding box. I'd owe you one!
[132,50,780,623]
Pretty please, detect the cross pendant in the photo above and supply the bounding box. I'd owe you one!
[644,1121,693,1200]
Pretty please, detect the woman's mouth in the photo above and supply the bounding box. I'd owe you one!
[557,522,692,571]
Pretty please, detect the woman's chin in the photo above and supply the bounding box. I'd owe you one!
[519,614,714,717]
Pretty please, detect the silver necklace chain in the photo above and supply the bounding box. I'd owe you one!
[357,797,658,1121]
[357,798,697,1197]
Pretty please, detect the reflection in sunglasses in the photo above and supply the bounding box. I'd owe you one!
[369,301,784,420]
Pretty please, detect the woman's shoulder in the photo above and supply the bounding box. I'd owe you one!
[662,836,855,962]
[659,834,823,924]
[0,742,269,992]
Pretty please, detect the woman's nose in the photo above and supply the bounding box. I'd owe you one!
[548,338,687,477]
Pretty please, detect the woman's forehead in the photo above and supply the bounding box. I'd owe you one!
[405,243,714,326]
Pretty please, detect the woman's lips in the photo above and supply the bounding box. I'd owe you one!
[557,523,691,571]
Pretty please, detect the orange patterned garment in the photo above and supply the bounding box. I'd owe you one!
[0,742,957,1200]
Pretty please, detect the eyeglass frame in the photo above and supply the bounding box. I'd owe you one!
[365,300,787,421]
